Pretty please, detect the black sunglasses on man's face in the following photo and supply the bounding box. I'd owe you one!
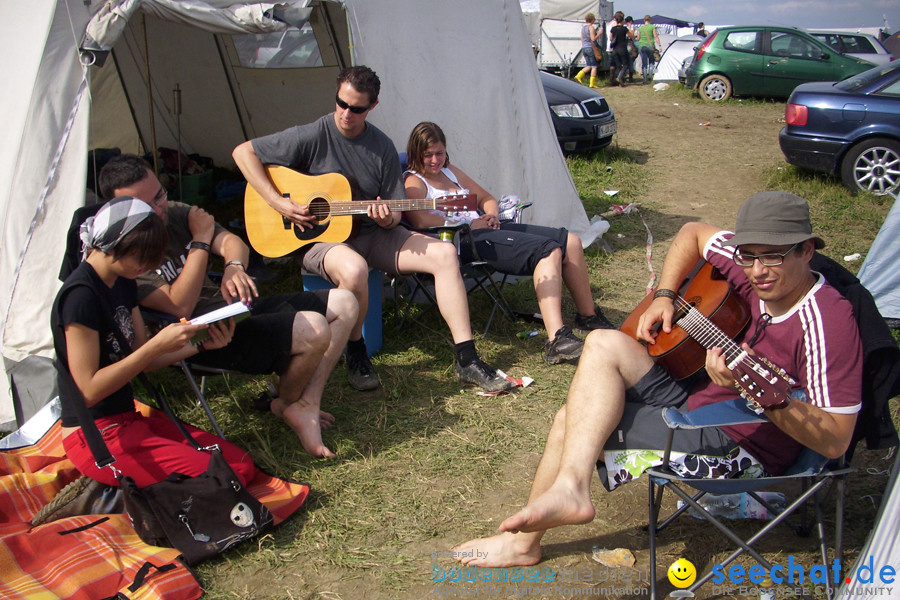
[335,95,371,114]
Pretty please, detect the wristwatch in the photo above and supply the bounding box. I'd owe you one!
[225,260,245,270]
[187,241,210,252]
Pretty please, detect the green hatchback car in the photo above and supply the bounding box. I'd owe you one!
[684,26,875,101]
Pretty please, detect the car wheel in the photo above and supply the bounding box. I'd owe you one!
[840,138,900,196]
[698,74,732,101]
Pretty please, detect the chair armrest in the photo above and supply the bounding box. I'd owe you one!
[405,222,489,263]
[662,398,767,430]
[500,201,533,224]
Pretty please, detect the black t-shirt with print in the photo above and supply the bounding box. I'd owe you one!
[53,261,138,427]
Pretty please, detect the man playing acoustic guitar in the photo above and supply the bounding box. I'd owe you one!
[233,65,512,394]
[452,191,862,568]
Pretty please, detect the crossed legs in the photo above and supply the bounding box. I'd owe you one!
[270,289,358,458]
[453,330,654,567]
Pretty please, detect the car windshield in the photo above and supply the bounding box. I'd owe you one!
[836,62,900,92]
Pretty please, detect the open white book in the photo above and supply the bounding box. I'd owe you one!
[189,302,250,343]
[190,302,250,325]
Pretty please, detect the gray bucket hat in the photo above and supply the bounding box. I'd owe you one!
[726,191,825,249]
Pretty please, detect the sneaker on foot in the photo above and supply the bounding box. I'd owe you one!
[347,351,380,391]
[544,326,584,364]
[574,305,616,331]
[456,359,514,393]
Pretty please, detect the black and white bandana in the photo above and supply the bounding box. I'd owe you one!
[79,196,155,259]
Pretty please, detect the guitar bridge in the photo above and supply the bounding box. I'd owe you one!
[282,193,291,230]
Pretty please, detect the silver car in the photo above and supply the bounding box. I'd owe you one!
[809,31,894,66]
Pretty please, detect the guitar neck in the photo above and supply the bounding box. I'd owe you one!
[326,198,452,216]
[673,296,745,363]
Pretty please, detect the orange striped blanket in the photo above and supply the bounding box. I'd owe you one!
[0,400,310,599]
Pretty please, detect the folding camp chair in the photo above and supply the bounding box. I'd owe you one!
[392,202,533,336]
[645,398,852,599]
[60,202,227,437]
[645,253,900,599]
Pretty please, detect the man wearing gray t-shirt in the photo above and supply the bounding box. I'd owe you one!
[233,65,511,394]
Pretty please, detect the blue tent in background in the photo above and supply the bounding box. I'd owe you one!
[858,193,900,326]
[650,15,694,28]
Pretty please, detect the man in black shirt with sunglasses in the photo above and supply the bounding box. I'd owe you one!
[233,65,512,394]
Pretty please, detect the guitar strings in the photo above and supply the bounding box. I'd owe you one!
[304,197,470,218]
[672,296,754,367]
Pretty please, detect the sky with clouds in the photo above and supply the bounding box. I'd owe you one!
[615,0,898,32]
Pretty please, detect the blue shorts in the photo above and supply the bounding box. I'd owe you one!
[583,46,600,67]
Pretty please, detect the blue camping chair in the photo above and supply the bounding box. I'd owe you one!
[645,398,852,599]
[644,252,900,599]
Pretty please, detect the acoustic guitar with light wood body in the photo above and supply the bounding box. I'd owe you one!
[244,166,475,257]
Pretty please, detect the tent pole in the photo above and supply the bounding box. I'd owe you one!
[141,15,159,175]
[173,83,182,201]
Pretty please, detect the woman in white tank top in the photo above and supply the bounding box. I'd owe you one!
[403,122,617,365]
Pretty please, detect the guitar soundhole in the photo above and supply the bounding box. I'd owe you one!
[674,296,701,322]
[290,196,331,242]
[307,197,331,223]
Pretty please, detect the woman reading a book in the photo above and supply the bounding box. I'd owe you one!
[52,196,257,487]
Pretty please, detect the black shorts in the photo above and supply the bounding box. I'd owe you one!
[190,290,330,375]
[461,223,567,276]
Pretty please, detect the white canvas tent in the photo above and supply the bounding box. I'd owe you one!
[1,0,591,430]
[653,34,703,82]
[520,0,611,71]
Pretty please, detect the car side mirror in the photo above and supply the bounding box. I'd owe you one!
[821,53,830,60]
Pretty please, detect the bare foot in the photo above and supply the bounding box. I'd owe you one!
[451,532,541,568]
[271,398,334,430]
[499,482,595,533]
[275,399,336,458]
[319,410,335,429]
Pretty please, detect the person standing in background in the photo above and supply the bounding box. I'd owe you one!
[574,13,602,89]
[609,14,634,86]
[635,15,661,84]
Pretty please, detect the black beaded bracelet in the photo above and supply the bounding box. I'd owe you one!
[188,240,210,252]
[653,288,676,300]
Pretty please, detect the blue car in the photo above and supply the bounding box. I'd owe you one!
[779,61,900,195]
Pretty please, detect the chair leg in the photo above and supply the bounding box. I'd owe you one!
[813,487,832,598]
[466,268,518,335]
[392,273,438,331]
[835,472,845,567]
[648,477,662,600]
[178,361,225,439]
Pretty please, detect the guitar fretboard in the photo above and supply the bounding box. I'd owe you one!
[673,296,745,364]
[307,198,469,219]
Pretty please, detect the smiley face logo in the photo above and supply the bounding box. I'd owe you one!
[667,558,697,588]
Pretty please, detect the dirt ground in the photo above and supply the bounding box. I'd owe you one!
[603,83,787,229]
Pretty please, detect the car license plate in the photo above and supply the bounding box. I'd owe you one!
[597,122,617,138]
